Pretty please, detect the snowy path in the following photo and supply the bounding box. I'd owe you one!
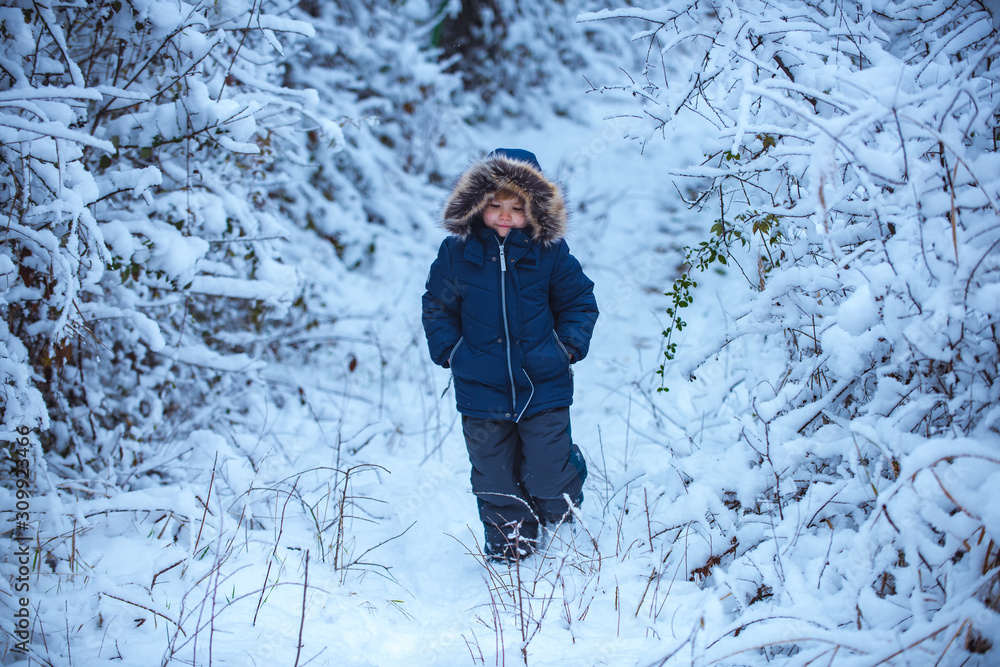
[239,104,728,666]
[37,99,727,667]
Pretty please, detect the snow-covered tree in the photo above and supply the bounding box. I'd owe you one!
[0,0,465,475]
[1,0,321,470]
[432,0,635,122]
[1,1,460,658]
[587,0,1000,663]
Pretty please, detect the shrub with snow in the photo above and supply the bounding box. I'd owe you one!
[586,0,1000,662]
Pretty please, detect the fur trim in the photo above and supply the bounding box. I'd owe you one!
[441,154,568,244]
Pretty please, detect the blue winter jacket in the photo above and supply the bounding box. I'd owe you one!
[422,150,599,421]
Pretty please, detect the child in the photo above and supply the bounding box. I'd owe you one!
[422,148,599,562]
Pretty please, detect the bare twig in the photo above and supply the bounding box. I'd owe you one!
[294,550,309,667]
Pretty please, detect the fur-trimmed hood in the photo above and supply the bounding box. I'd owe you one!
[441,149,568,245]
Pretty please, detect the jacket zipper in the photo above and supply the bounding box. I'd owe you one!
[498,237,517,418]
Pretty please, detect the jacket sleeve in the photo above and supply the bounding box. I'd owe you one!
[549,241,599,362]
[422,239,463,367]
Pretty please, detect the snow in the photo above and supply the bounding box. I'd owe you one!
[3,1,999,666]
[108,166,163,200]
[189,275,292,304]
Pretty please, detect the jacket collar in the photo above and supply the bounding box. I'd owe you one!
[463,227,534,265]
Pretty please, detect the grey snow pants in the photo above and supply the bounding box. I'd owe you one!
[462,407,587,554]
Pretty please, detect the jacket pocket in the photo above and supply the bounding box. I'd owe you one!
[448,337,464,368]
[552,330,572,363]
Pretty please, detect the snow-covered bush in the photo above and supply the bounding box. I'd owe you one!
[0,0,460,476]
[587,0,1000,663]
[0,0,322,470]
[431,0,635,123]
[0,1,462,661]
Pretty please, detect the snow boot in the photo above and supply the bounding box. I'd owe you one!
[483,520,538,564]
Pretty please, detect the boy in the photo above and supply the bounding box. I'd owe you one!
[422,148,599,562]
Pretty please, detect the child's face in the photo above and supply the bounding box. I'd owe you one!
[482,194,527,238]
